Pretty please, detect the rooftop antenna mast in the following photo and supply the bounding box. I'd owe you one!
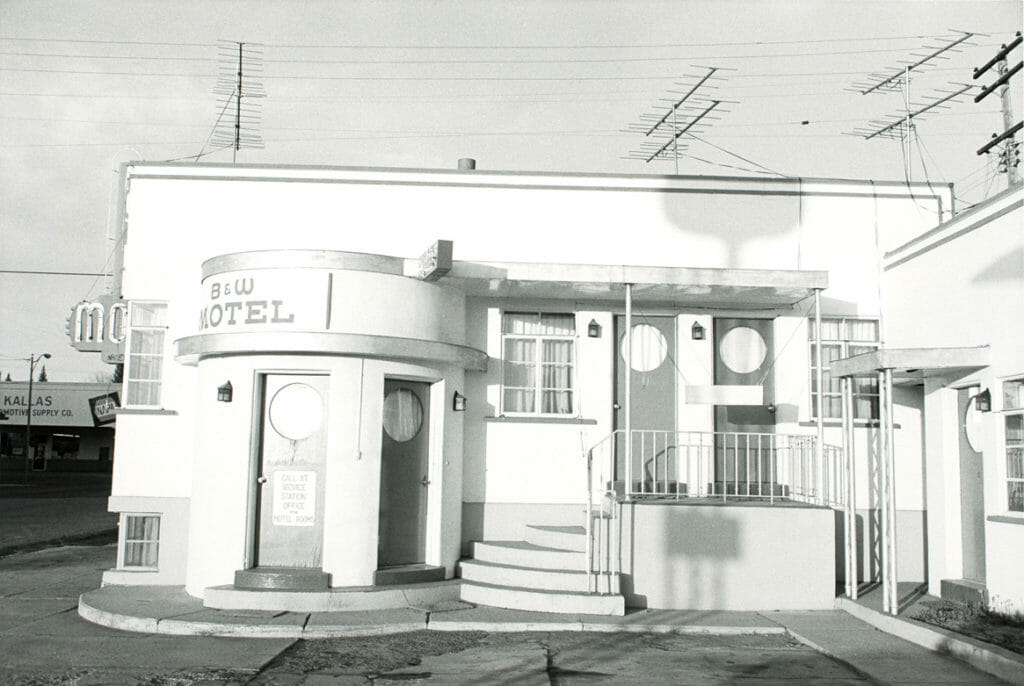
[212,40,266,162]
[623,67,734,173]
[849,31,978,180]
[973,30,1022,186]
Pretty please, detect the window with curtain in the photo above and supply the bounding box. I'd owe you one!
[1003,377,1024,513]
[502,312,575,415]
[121,514,160,568]
[809,317,879,420]
[125,302,168,408]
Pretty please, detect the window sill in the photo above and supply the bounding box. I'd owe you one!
[987,515,1024,526]
[114,408,178,416]
[484,415,598,425]
[798,420,901,429]
[116,566,160,572]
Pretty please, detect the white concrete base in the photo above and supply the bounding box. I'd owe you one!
[203,579,460,612]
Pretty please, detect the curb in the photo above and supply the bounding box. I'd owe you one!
[837,598,1024,686]
[78,594,793,640]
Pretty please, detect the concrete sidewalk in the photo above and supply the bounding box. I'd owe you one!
[79,584,1024,685]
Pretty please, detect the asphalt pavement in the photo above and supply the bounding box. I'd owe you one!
[1,471,1022,684]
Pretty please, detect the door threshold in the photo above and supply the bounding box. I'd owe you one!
[374,563,446,586]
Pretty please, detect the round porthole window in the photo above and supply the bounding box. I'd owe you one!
[383,388,424,442]
[620,324,669,373]
[719,326,768,375]
[269,383,323,441]
[964,398,982,453]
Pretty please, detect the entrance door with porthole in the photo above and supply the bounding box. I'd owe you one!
[254,374,328,568]
[613,316,677,493]
[378,380,431,567]
[713,318,776,494]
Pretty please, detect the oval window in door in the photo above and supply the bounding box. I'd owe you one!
[383,388,424,442]
[269,382,323,440]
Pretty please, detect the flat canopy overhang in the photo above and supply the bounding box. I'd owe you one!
[830,346,990,382]
[436,260,828,309]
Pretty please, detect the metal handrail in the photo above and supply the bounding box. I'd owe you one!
[582,429,844,593]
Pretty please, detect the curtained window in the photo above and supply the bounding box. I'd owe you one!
[121,514,160,568]
[502,312,575,415]
[809,317,879,420]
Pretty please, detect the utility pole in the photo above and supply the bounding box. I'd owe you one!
[974,31,1022,186]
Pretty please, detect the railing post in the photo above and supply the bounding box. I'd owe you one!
[585,447,594,593]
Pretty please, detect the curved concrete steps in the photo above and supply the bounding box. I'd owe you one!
[471,540,585,571]
[460,523,625,616]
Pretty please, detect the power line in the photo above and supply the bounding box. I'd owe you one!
[0,269,106,276]
[5,44,1006,65]
[0,32,993,50]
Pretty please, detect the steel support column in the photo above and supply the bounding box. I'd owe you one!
[624,283,633,501]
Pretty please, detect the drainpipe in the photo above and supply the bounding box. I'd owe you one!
[814,289,824,504]
[624,283,633,501]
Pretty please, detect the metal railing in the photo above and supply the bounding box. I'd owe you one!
[583,430,845,592]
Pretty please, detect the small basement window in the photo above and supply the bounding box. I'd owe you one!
[121,514,160,568]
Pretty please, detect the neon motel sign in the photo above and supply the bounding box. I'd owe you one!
[66,294,127,364]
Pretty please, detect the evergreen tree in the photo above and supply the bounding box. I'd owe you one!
[37,365,48,382]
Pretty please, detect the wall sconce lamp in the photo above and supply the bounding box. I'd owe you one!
[974,388,991,413]
[452,391,466,412]
[217,381,233,403]
[587,319,602,338]
[691,321,706,340]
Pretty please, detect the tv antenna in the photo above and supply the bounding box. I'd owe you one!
[848,31,978,179]
[211,40,266,162]
[623,67,734,174]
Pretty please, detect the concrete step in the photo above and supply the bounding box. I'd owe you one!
[374,564,446,586]
[523,524,587,552]
[459,558,619,594]
[471,540,585,570]
[233,566,330,591]
[460,580,625,616]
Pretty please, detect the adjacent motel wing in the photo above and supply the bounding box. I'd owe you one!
[89,162,1022,616]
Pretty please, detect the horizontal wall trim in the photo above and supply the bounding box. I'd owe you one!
[129,171,944,203]
[202,249,405,280]
[483,416,598,425]
[114,408,178,416]
[174,330,488,371]
[130,161,945,191]
[885,196,1023,270]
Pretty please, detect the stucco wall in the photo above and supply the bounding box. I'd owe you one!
[884,187,1024,611]
[620,502,835,610]
[183,353,465,597]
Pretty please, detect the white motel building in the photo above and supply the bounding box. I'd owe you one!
[79,161,1022,617]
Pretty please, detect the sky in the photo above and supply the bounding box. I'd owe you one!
[1,0,1021,382]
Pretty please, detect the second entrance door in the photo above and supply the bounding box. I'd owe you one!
[378,379,431,567]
